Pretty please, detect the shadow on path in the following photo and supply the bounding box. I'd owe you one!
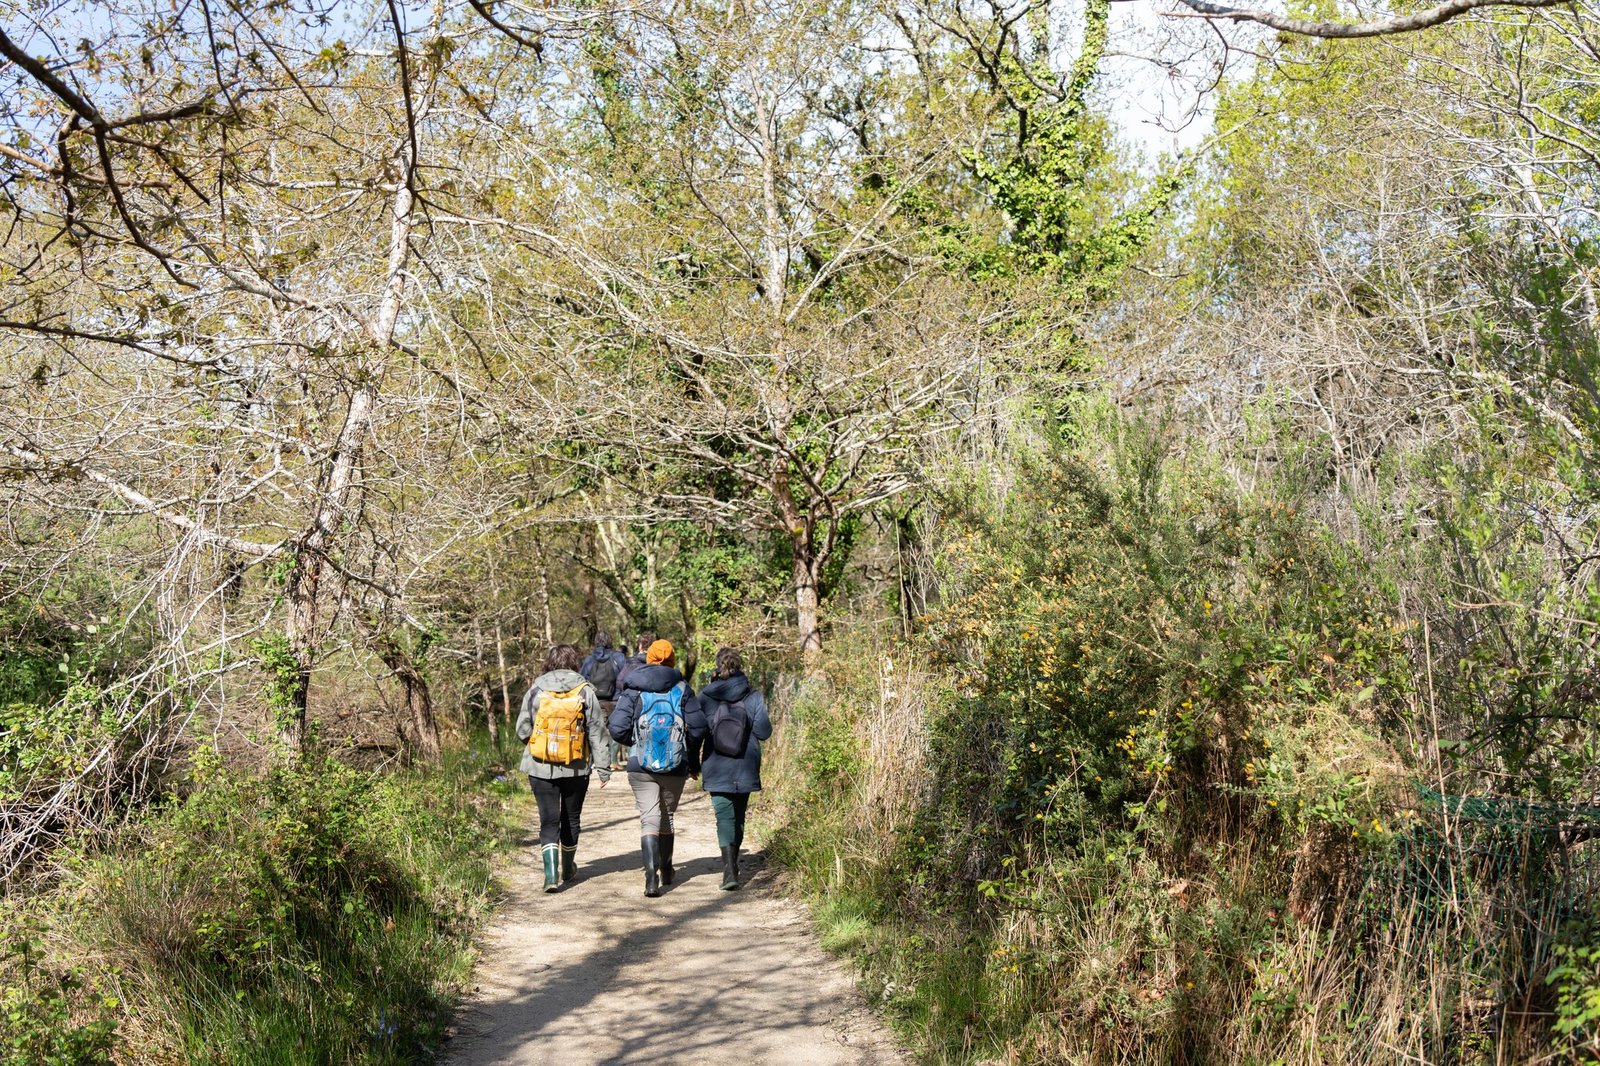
[445,786,901,1066]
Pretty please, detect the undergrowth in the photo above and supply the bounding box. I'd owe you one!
[0,742,517,1065]
[765,416,1600,1064]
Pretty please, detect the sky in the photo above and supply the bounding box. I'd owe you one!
[3,0,1238,173]
[1087,0,1240,163]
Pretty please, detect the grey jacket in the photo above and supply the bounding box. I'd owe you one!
[694,673,772,793]
[517,669,613,781]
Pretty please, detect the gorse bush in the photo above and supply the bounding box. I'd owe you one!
[766,415,1600,1064]
[915,428,1408,889]
[3,746,505,1066]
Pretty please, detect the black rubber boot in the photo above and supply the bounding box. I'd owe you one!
[659,832,676,886]
[560,844,578,883]
[641,836,661,898]
[541,844,560,893]
[720,845,739,891]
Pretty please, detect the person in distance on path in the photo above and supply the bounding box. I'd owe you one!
[579,629,628,769]
[695,646,772,890]
[609,638,706,898]
[615,630,654,691]
[611,630,654,769]
[517,643,611,892]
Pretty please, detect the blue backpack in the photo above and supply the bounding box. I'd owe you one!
[635,686,687,772]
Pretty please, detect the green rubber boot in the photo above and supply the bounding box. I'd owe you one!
[560,844,578,883]
[541,844,559,893]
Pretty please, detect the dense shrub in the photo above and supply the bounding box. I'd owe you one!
[3,747,506,1066]
[766,416,1600,1064]
[0,939,115,1066]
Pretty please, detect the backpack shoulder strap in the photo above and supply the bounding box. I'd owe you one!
[539,683,588,705]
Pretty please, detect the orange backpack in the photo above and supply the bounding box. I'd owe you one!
[528,684,590,765]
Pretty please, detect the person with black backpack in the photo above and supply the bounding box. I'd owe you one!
[579,630,627,768]
[695,646,772,891]
[615,630,654,691]
[516,643,611,893]
[608,638,707,898]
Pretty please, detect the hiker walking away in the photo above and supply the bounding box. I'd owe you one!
[516,643,611,893]
[616,630,655,691]
[696,646,772,890]
[611,630,655,769]
[609,638,706,898]
[580,630,628,769]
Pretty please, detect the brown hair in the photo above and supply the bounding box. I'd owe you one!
[543,643,581,674]
[714,646,743,680]
[636,631,657,655]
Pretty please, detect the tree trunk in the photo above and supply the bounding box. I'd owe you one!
[580,527,597,645]
[893,511,913,641]
[481,676,499,745]
[793,542,824,671]
[474,617,498,744]
[281,553,321,749]
[404,672,440,765]
[489,568,514,727]
[377,634,440,764]
[538,555,556,645]
[494,616,512,726]
[678,582,700,684]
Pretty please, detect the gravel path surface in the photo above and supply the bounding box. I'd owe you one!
[444,778,906,1066]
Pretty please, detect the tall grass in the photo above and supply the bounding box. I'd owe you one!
[0,741,517,1065]
[762,420,1600,1064]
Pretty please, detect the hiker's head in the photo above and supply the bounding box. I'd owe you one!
[637,630,657,655]
[544,643,581,673]
[714,646,743,680]
[646,639,675,668]
[595,629,613,650]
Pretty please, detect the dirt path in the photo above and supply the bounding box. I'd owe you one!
[444,777,906,1066]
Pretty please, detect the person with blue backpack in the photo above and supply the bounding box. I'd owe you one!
[695,646,772,890]
[608,638,706,898]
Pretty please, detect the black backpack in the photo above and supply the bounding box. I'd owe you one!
[589,654,619,700]
[709,697,752,758]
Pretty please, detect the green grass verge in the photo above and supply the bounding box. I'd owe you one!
[1,740,522,1065]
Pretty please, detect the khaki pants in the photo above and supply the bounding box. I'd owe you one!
[628,771,686,835]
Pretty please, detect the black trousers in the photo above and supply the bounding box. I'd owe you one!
[529,775,590,848]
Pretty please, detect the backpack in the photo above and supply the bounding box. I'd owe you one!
[634,686,686,772]
[528,684,590,766]
[709,697,751,759]
[588,653,619,700]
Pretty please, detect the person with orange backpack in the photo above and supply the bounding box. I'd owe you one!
[516,643,612,892]
[608,638,706,898]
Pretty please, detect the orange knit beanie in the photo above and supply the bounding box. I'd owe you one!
[646,639,675,666]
